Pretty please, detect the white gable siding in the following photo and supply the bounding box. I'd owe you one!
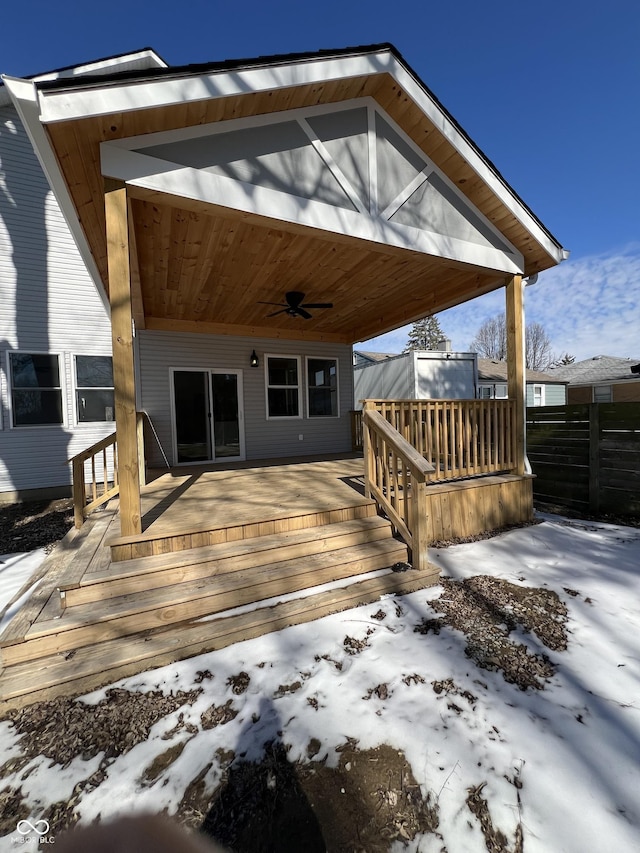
[137,331,354,467]
[0,104,113,498]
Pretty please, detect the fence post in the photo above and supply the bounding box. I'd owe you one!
[589,403,600,514]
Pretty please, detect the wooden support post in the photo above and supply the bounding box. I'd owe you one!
[105,179,142,536]
[506,275,526,476]
[410,474,429,570]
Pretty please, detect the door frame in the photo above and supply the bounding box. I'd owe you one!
[169,367,246,465]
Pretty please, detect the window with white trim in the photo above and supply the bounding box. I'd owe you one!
[265,355,302,418]
[306,357,338,417]
[9,352,63,426]
[75,355,115,422]
[532,384,545,407]
[478,383,507,400]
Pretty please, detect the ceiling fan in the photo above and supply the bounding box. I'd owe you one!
[260,291,333,320]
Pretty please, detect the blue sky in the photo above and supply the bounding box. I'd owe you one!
[2,0,638,360]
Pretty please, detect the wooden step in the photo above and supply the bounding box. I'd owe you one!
[0,563,440,708]
[64,516,394,605]
[2,538,408,667]
[109,501,378,561]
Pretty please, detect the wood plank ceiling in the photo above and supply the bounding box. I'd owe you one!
[44,72,557,344]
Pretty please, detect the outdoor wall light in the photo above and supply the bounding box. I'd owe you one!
[250,350,259,367]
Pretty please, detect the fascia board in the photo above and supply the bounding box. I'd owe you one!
[385,57,566,266]
[2,76,110,314]
[101,144,524,275]
[32,45,563,265]
[36,53,394,123]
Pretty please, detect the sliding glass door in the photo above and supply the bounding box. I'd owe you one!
[172,369,244,464]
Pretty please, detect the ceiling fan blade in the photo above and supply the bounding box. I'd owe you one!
[266,309,288,317]
[295,307,313,320]
[258,301,287,307]
[301,303,333,309]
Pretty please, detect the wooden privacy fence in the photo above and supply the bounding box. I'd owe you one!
[362,408,435,569]
[359,399,516,480]
[526,402,640,516]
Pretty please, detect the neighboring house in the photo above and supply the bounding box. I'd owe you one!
[548,355,640,403]
[477,359,567,406]
[0,50,168,501]
[353,349,478,406]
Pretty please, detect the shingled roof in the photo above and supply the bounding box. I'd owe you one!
[478,359,565,384]
[549,355,640,385]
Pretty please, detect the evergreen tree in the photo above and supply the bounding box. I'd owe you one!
[403,315,446,352]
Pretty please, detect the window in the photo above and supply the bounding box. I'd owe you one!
[494,383,508,399]
[532,384,545,407]
[266,355,301,418]
[9,352,63,426]
[594,385,612,403]
[75,355,115,422]
[479,384,507,399]
[307,357,338,417]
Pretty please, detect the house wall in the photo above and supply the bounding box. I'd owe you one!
[353,351,476,406]
[567,383,640,404]
[415,352,477,398]
[0,104,114,500]
[353,354,415,406]
[525,383,566,407]
[567,386,591,404]
[614,382,640,402]
[137,330,354,467]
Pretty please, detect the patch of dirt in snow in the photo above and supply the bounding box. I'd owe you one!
[0,498,74,554]
[3,687,202,767]
[415,576,568,690]
[197,741,442,853]
[0,687,201,836]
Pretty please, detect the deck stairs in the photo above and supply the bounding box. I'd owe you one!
[0,504,440,708]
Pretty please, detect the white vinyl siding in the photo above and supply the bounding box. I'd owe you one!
[0,104,114,495]
[137,331,353,467]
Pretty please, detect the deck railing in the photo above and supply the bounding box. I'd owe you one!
[70,432,119,528]
[363,409,435,570]
[362,399,516,480]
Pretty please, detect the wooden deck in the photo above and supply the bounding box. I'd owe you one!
[0,456,440,709]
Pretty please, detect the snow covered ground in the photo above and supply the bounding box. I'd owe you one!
[1,514,639,852]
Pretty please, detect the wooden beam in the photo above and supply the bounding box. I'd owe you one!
[144,316,350,344]
[105,179,142,535]
[506,274,526,475]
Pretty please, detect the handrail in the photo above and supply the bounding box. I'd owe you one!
[363,398,517,479]
[363,408,435,570]
[69,431,119,528]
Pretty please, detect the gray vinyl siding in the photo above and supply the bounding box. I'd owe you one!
[525,383,566,407]
[0,104,113,496]
[138,331,354,467]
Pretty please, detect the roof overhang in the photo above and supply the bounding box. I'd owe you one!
[3,44,568,345]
